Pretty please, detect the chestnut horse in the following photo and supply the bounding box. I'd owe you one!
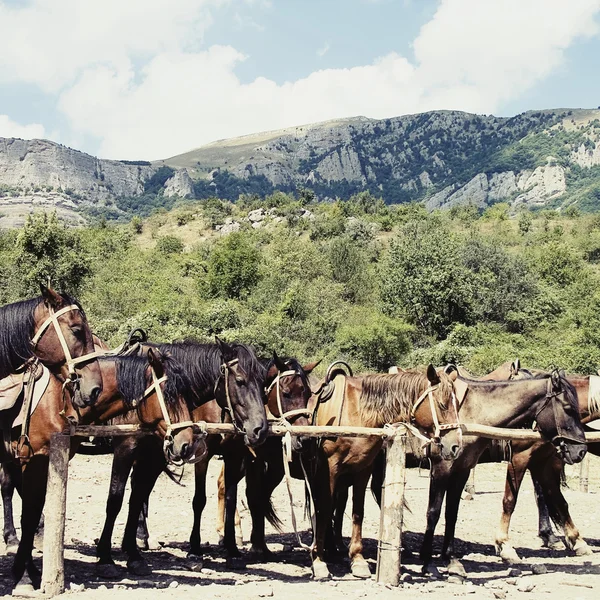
[4,349,203,591]
[0,285,102,409]
[309,364,463,580]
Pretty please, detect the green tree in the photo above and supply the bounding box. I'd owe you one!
[206,232,261,299]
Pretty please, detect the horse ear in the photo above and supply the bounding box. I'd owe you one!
[511,359,520,376]
[40,284,63,308]
[215,336,234,361]
[444,363,458,375]
[389,366,399,374]
[426,364,439,385]
[302,359,321,375]
[453,378,469,405]
[147,348,165,377]
[447,369,458,382]
[273,351,287,372]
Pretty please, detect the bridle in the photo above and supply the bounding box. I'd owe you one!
[31,304,102,382]
[265,368,313,424]
[534,375,586,461]
[410,383,461,445]
[215,358,245,434]
[136,363,203,466]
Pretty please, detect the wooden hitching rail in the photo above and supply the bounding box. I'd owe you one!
[40,422,600,596]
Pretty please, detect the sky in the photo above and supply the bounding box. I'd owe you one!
[1,0,600,161]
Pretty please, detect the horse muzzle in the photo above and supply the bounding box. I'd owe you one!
[553,438,587,465]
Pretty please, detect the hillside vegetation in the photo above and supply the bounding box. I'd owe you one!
[3,193,600,376]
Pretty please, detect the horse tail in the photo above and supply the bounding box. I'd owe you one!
[264,497,284,532]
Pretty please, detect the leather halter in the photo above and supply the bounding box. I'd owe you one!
[410,383,461,442]
[136,364,198,466]
[215,358,245,434]
[265,369,313,424]
[31,304,101,380]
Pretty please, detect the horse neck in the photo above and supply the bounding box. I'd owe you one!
[459,377,550,428]
[569,376,591,419]
[84,359,131,423]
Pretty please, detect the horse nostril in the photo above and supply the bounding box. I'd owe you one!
[180,442,189,458]
[451,445,460,457]
[90,386,101,404]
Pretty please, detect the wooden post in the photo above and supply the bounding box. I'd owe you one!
[376,431,406,586]
[42,433,70,597]
[580,454,589,493]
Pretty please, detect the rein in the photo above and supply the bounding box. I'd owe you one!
[31,305,101,380]
[215,358,245,434]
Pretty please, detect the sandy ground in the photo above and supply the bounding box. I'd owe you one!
[1,451,600,600]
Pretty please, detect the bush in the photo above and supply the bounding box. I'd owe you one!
[156,235,184,255]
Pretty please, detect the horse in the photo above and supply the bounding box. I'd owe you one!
[0,285,102,409]
[309,364,463,580]
[209,352,318,560]
[493,371,599,563]
[4,348,203,591]
[95,338,269,575]
[411,371,587,578]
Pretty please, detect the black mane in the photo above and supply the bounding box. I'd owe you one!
[153,340,266,402]
[0,293,83,378]
[100,353,189,419]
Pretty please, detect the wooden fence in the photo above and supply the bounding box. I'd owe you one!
[40,423,600,597]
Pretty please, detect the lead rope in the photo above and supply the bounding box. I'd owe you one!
[267,369,316,551]
[15,360,41,462]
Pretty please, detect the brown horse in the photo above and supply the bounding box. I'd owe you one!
[5,349,203,591]
[494,372,598,563]
[0,285,102,408]
[95,338,269,574]
[309,364,463,580]
[415,371,587,578]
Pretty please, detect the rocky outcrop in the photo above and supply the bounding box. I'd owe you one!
[571,142,600,168]
[0,137,155,204]
[164,169,195,198]
[425,164,566,211]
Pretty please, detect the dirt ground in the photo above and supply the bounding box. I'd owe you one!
[1,450,600,600]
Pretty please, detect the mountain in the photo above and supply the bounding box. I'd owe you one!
[2,107,600,226]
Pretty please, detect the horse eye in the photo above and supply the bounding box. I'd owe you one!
[71,327,84,339]
[283,391,292,399]
[235,377,246,386]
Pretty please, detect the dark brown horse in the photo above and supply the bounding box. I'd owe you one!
[494,372,598,563]
[0,286,102,408]
[415,371,587,578]
[5,348,202,591]
[211,353,318,559]
[309,364,463,580]
[95,338,269,575]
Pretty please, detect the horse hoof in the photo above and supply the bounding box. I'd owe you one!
[127,559,152,576]
[6,543,19,556]
[136,538,149,551]
[312,560,331,580]
[497,544,522,565]
[421,564,442,579]
[573,540,593,556]
[447,558,467,579]
[12,574,37,597]
[350,559,371,579]
[96,563,121,580]
[225,556,245,570]
[248,546,274,562]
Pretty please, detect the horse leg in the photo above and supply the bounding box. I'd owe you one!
[1,463,20,554]
[327,479,349,558]
[189,457,209,560]
[464,468,476,500]
[12,455,48,591]
[247,449,283,559]
[96,438,137,579]
[530,457,592,556]
[216,462,242,547]
[311,457,336,580]
[532,476,564,550]
[441,468,471,579]
[348,469,372,579]
[420,462,449,577]
[223,452,246,567]
[494,458,529,564]
[122,444,164,575]
[135,499,150,550]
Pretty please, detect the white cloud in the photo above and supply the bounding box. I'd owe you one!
[317,43,331,58]
[0,115,45,140]
[2,0,600,158]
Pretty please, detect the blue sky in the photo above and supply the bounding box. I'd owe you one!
[1,0,599,160]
